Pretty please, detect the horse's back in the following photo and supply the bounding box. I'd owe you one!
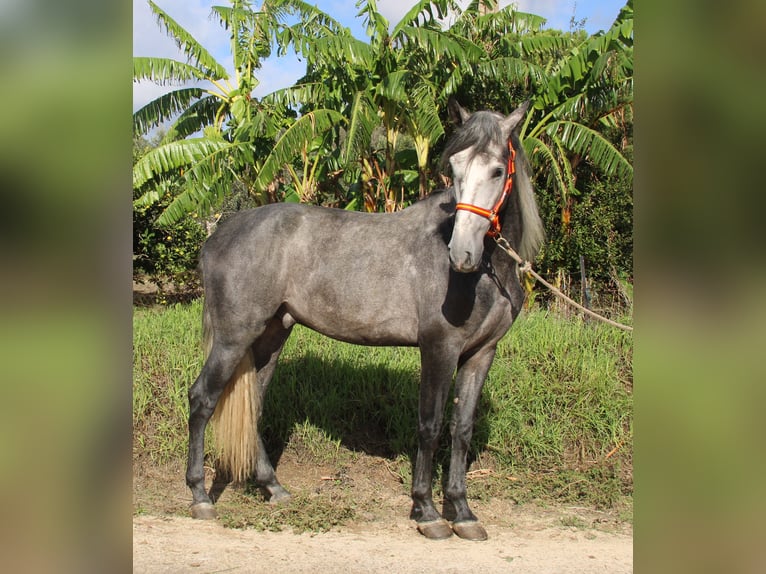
[200,197,453,346]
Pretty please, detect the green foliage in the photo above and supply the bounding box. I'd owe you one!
[132,191,206,288]
[487,311,632,470]
[535,174,633,283]
[133,0,634,286]
[133,300,205,461]
[133,134,206,288]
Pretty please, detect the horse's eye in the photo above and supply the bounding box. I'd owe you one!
[492,168,504,179]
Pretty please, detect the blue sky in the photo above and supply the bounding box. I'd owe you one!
[133,0,627,112]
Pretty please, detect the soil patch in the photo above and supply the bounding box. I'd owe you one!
[134,452,632,573]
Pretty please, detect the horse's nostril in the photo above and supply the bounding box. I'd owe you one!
[449,250,477,273]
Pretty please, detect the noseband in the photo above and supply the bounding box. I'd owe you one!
[454,139,516,238]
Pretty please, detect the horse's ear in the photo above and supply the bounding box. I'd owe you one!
[448,97,471,125]
[502,100,531,135]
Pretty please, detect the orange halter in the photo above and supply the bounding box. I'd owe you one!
[454,139,516,238]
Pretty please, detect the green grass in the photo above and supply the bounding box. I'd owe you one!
[133,299,632,513]
[133,300,205,462]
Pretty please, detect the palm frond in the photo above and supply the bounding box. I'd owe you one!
[156,140,255,226]
[133,138,233,190]
[475,56,546,86]
[376,69,411,104]
[133,187,162,210]
[285,0,346,36]
[390,0,458,38]
[148,0,227,79]
[406,82,444,144]
[524,136,568,200]
[161,95,224,143]
[397,26,484,66]
[356,0,389,40]
[211,3,280,73]
[480,7,547,36]
[133,87,205,135]
[254,109,345,192]
[514,33,572,59]
[303,34,374,69]
[546,121,633,179]
[261,82,329,110]
[343,91,377,164]
[133,57,206,85]
[505,10,548,33]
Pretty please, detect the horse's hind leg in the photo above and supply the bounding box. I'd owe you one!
[248,312,294,503]
[186,340,251,518]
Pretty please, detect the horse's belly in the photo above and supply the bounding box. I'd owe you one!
[287,302,419,346]
[284,277,419,346]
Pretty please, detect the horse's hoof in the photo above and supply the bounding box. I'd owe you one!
[190,502,218,520]
[267,487,291,505]
[452,520,488,541]
[417,519,453,540]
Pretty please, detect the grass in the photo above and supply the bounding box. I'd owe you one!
[217,489,358,533]
[133,299,632,526]
[133,301,205,462]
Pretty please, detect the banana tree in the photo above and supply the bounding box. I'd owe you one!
[520,0,633,233]
[133,0,309,225]
[446,0,558,106]
[277,0,478,209]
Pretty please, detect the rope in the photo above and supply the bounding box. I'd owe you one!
[493,234,634,332]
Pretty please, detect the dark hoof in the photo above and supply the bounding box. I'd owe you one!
[452,520,488,541]
[190,502,218,520]
[417,519,453,540]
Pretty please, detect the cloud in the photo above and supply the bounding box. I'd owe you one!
[252,55,307,99]
[371,0,590,33]
[375,0,416,27]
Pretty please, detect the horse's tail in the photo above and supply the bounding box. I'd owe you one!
[204,299,261,483]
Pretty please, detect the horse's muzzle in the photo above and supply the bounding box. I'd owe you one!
[449,249,481,273]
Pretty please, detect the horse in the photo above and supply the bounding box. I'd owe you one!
[185,99,544,540]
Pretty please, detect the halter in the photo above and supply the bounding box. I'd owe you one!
[454,139,516,238]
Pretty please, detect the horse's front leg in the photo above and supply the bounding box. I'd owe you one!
[411,342,458,539]
[444,345,497,541]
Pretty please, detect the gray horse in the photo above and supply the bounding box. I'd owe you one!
[185,99,544,540]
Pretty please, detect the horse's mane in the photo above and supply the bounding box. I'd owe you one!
[441,111,507,169]
[508,130,544,262]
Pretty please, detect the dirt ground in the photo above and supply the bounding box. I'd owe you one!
[134,511,631,573]
[133,454,632,573]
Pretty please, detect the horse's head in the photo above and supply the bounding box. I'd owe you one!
[444,99,531,273]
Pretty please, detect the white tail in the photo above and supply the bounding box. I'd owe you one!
[203,303,261,482]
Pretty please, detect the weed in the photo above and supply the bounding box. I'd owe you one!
[217,490,357,533]
[559,515,587,529]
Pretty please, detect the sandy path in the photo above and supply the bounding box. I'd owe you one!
[133,514,632,573]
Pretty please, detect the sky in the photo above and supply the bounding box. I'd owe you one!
[133,0,628,112]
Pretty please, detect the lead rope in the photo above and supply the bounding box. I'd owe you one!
[493,234,634,332]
